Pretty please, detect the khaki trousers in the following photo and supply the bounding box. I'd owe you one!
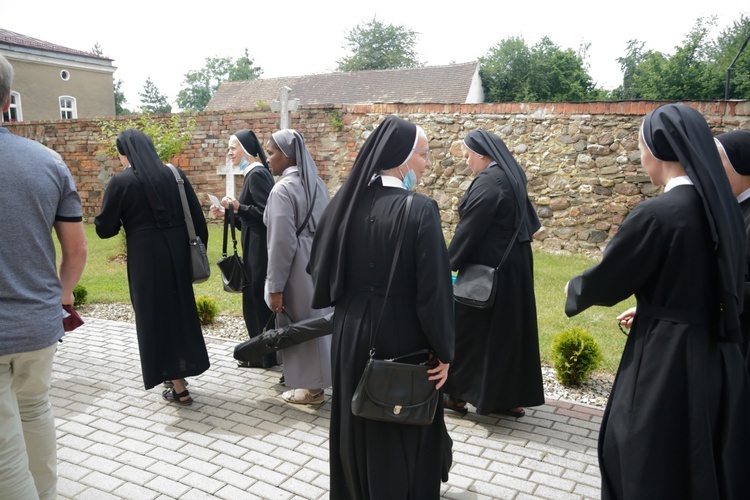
[0,343,57,500]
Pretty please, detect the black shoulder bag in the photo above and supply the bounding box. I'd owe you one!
[351,193,441,426]
[453,201,527,308]
[167,165,210,284]
[217,205,248,293]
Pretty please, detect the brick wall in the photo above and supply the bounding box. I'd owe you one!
[6,100,750,256]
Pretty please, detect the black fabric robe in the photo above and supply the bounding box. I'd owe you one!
[740,197,750,372]
[235,165,275,366]
[566,185,750,499]
[329,182,454,500]
[447,163,545,414]
[95,166,210,389]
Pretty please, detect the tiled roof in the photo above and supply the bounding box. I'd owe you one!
[0,28,112,61]
[206,61,480,109]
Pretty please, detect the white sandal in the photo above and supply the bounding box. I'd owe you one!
[281,389,325,405]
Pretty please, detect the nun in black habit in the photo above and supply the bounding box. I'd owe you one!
[445,128,544,417]
[565,104,750,499]
[95,129,210,405]
[715,130,750,372]
[308,115,454,499]
[213,129,276,368]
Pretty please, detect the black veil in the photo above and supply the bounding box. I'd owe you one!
[642,103,746,341]
[309,115,417,308]
[463,129,541,241]
[116,128,170,223]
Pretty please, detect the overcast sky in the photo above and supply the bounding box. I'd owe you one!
[3,1,747,110]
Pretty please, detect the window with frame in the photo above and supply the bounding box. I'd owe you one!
[1,91,22,123]
[59,96,77,119]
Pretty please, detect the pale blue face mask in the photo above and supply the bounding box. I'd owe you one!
[402,169,417,191]
[238,157,250,172]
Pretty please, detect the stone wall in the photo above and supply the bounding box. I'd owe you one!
[6,100,750,257]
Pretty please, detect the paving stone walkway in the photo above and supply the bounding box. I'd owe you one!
[52,318,603,499]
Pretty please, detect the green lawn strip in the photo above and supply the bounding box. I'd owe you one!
[58,223,629,374]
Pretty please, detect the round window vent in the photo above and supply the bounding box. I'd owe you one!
[60,70,70,81]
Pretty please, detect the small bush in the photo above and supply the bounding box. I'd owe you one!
[550,327,603,387]
[195,295,219,325]
[73,284,88,307]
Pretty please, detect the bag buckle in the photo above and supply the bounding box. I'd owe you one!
[393,405,402,415]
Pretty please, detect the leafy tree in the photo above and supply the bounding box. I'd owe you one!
[479,37,532,102]
[90,43,131,115]
[139,77,172,114]
[479,36,597,102]
[176,49,262,111]
[98,114,195,163]
[528,37,595,101]
[337,17,421,71]
[230,49,263,81]
[712,14,750,99]
[613,40,646,99]
[114,79,132,116]
[613,16,750,100]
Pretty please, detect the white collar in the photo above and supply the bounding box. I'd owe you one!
[738,187,750,204]
[242,161,264,176]
[371,174,406,189]
[664,175,693,192]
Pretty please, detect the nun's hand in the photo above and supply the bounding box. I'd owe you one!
[221,197,238,211]
[210,205,225,218]
[428,361,450,390]
[269,292,283,314]
[616,307,637,329]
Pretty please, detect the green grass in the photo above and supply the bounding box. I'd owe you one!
[63,223,243,315]
[534,251,631,373]
[60,224,630,374]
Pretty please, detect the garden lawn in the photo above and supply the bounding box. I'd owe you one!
[61,223,630,374]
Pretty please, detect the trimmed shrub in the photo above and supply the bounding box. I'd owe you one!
[550,327,603,387]
[73,284,88,307]
[195,295,219,325]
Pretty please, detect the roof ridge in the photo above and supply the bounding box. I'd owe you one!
[0,27,112,61]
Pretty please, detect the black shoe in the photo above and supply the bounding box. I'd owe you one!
[444,394,469,414]
[237,360,263,368]
[499,407,525,418]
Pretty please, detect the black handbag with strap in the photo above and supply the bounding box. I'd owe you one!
[453,201,527,308]
[167,165,210,284]
[350,193,441,426]
[216,205,248,293]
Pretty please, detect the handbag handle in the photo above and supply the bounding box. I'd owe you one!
[368,192,415,357]
[167,165,199,245]
[222,204,240,258]
[263,309,295,331]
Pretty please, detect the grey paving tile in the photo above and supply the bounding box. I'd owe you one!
[51,319,603,500]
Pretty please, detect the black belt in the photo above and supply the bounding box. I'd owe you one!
[636,303,713,328]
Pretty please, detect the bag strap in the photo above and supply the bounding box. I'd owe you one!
[295,184,318,237]
[368,192,415,357]
[167,165,198,244]
[222,205,239,257]
[262,309,295,333]
[494,200,528,272]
